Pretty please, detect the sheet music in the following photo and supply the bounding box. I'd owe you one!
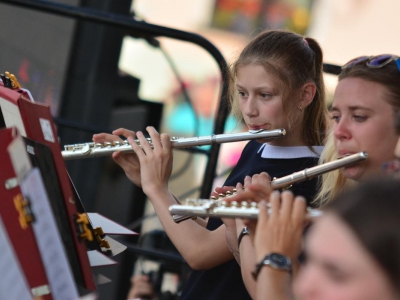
[0,96,27,136]
[20,168,79,300]
[39,118,55,143]
[0,217,32,300]
[87,250,118,267]
[88,212,137,235]
[7,132,32,181]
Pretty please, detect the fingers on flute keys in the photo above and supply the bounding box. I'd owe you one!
[248,172,271,186]
[212,186,235,198]
[112,128,137,140]
[93,128,136,161]
[144,126,172,152]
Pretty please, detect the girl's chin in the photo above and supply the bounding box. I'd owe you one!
[256,138,270,144]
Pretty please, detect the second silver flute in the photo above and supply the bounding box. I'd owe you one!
[61,128,286,160]
[171,151,368,223]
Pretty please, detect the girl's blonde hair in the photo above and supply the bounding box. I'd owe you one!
[229,29,328,147]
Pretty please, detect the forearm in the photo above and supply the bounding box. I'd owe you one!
[236,221,256,299]
[256,268,292,300]
[145,188,233,269]
[238,235,257,298]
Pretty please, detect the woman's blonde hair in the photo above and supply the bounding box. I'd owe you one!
[314,55,400,205]
[313,130,356,206]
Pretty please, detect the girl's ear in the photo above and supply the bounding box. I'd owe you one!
[299,82,317,109]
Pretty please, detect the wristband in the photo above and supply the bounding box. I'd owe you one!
[237,226,249,247]
[252,253,292,280]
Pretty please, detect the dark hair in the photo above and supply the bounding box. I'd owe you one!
[339,57,400,115]
[326,178,400,293]
[229,29,328,147]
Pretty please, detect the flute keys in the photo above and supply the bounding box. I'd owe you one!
[186,200,193,206]
[240,201,249,208]
[230,201,238,207]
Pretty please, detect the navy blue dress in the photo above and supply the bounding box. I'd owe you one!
[181,141,320,300]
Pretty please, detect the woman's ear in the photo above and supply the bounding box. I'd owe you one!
[299,82,317,109]
[395,136,400,159]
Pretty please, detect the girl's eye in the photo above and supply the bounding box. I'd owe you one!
[331,115,340,123]
[238,91,247,97]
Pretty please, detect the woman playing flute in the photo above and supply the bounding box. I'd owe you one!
[230,54,400,299]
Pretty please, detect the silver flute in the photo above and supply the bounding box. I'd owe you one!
[170,198,323,220]
[171,151,368,223]
[61,128,286,160]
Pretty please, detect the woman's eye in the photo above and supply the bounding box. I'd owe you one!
[260,93,271,99]
[353,115,367,122]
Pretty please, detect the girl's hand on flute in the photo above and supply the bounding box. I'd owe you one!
[93,128,142,187]
[130,126,173,197]
[225,172,273,240]
[212,186,235,198]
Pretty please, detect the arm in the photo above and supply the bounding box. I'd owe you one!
[130,127,233,270]
[215,186,240,263]
[230,173,273,299]
[236,218,257,298]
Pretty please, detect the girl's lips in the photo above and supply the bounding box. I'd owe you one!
[248,125,267,130]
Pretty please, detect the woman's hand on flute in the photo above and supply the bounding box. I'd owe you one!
[93,128,142,187]
[254,191,306,272]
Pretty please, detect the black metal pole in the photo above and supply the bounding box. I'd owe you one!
[0,0,230,198]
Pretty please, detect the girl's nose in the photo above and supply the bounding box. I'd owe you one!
[243,97,258,118]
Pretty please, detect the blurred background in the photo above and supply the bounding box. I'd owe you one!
[0,0,399,299]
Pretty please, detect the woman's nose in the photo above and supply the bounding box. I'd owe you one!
[333,117,351,141]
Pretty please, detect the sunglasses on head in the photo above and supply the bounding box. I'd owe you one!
[382,159,400,180]
[342,54,400,71]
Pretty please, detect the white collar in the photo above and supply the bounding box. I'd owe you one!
[258,143,324,159]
